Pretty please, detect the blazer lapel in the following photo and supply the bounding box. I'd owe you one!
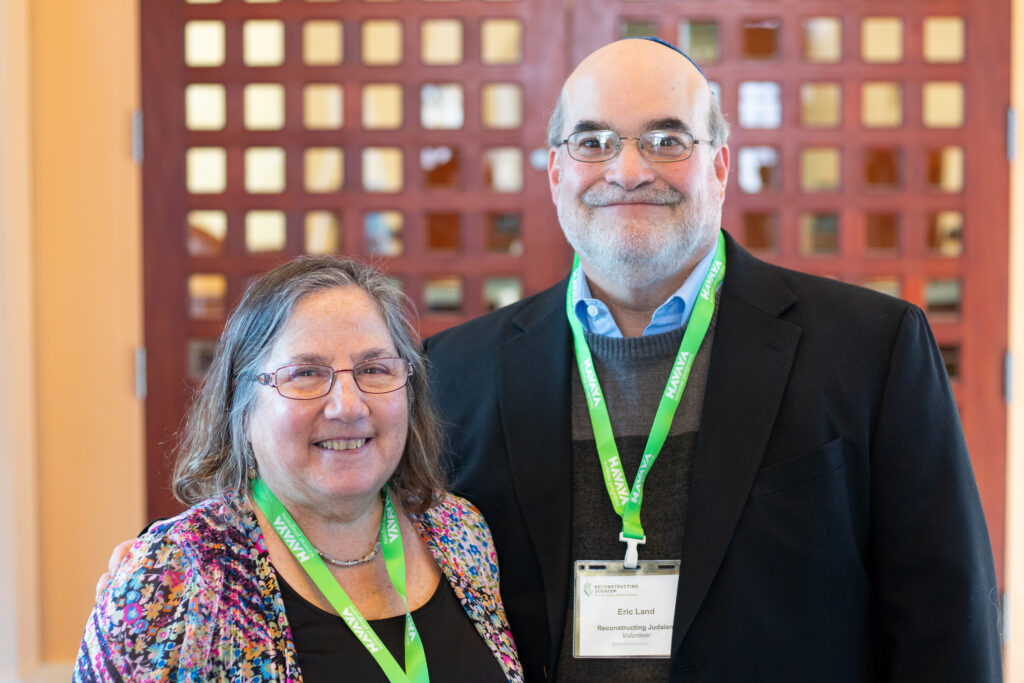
[672,236,802,651]
[497,279,575,662]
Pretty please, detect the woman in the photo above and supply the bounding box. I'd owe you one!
[75,257,522,682]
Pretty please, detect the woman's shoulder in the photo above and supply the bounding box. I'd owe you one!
[417,493,499,584]
[419,492,489,536]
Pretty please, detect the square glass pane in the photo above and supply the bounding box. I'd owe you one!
[482,83,523,129]
[304,84,343,129]
[185,21,225,67]
[864,277,901,298]
[362,147,404,193]
[422,19,463,65]
[861,82,902,128]
[245,147,286,193]
[487,213,522,254]
[244,84,285,130]
[484,147,523,192]
[426,213,461,252]
[800,147,841,192]
[187,338,218,381]
[362,20,402,65]
[424,276,462,313]
[738,82,781,129]
[924,17,965,63]
[482,19,522,64]
[741,211,779,251]
[737,146,780,193]
[923,82,964,128]
[861,17,903,63]
[245,210,286,252]
[186,147,226,194]
[939,345,961,380]
[799,212,840,255]
[421,84,464,130]
[185,84,225,130]
[680,20,719,62]
[800,83,841,128]
[304,20,343,65]
[304,148,343,193]
[620,20,658,39]
[187,210,227,256]
[484,277,522,311]
[803,17,841,63]
[305,211,340,254]
[864,148,901,188]
[421,146,460,189]
[188,273,227,319]
[364,210,403,256]
[244,20,285,67]
[742,19,780,60]
[925,279,961,316]
[927,211,964,256]
[865,213,900,253]
[926,146,964,193]
[362,83,403,129]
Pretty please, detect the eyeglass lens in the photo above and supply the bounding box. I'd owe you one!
[566,130,695,163]
[273,358,409,398]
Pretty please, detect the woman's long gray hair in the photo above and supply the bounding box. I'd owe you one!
[172,256,445,514]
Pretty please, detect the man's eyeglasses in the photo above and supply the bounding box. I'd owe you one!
[255,357,413,400]
[560,129,709,163]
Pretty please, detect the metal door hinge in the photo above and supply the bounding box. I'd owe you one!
[1008,107,1016,162]
[132,110,144,164]
[1006,351,1013,404]
[135,346,147,399]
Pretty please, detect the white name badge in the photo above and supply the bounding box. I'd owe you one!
[573,559,680,659]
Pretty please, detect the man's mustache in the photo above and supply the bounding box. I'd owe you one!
[581,186,685,207]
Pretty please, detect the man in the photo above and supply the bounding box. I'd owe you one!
[423,37,1002,681]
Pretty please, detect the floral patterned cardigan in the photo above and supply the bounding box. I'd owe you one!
[74,491,523,682]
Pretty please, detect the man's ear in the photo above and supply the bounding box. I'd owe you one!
[713,143,730,198]
[547,146,561,205]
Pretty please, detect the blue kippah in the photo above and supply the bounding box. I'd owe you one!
[630,36,708,82]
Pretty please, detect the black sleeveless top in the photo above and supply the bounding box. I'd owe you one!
[276,570,506,682]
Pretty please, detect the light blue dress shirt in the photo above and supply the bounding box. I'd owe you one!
[571,238,719,338]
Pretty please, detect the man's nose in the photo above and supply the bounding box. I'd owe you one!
[603,139,656,190]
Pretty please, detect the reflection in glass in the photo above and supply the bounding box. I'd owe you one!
[737,147,780,193]
[861,17,903,63]
[482,83,523,129]
[799,212,840,255]
[365,211,403,256]
[362,148,404,193]
[422,147,460,189]
[304,148,343,193]
[362,20,402,65]
[800,147,841,192]
[305,211,340,254]
[928,211,964,257]
[487,213,523,254]
[484,277,522,311]
[864,148,900,188]
[680,20,719,62]
[424,276,463,313]
[926,279,961,316]
[484,147,523,192]
[186,147,227,194]
[738,82,781,129]
[800,83,841,128]
[482,19,522,64]
[426,213,461,252]
[304,84,343,130]
[803,17,841,63]
[926,146,964,193]
[742,19,780,59]
[244,20,285,67]
[620,20,658,39]
[304,20,343,65]
[422,19,463,65]
[742,212,778,251]
[187,210,227,256]
[939,345,961,379]
[421,84,464,130]
[924,17,965,63]
[185,84,226,130]
[362,83,403,129]
[187,338,218,381]
[861,82,902,128]
[245,211,286,252]
[865,213,900,253]
[188,273,228,319]
[923,82,964,128]
[864,277,901,298]
[245,147,286,193]
[244,84,286,130]
[185,21,225,67]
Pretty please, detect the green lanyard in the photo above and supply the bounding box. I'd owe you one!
[566,232,726,568]
[251,478,429,683]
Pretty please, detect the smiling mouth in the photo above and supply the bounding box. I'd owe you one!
[316,438,368,451]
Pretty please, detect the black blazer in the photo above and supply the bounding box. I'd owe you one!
[422,232,1001,682]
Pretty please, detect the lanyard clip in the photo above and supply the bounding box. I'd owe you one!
[619,532,646,569]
